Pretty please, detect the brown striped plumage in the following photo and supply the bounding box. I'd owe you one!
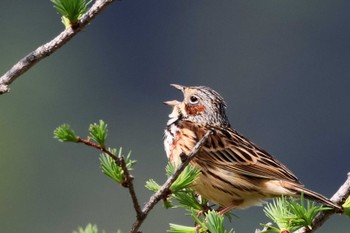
[164,84,341,211]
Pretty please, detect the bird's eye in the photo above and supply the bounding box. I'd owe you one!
[189,95,199,104]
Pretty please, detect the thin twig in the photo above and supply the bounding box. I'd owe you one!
[293,172,350,233]
[130,130,212,233]
[0,0,115,95]
[119,157,143,219]
[78,137,119,161]
[77,137,143,218]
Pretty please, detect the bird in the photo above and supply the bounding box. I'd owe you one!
[163,84,341,212]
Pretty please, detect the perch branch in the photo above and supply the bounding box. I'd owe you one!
[293,172,350,233]
[0,0,116,95]
[130,130,212,233]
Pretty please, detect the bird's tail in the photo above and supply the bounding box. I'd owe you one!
[282,181,342,213]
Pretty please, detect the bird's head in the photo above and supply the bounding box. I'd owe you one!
[164,84,230,127]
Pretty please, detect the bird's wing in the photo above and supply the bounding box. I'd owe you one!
[192,124,301,183]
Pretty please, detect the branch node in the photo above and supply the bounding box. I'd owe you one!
[0,85,10,94]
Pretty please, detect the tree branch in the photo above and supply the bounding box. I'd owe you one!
[77,137,143,218]
[293,172,350,233]
[0,0,116,95]
[130,130,212,233]
[77,130,212,233]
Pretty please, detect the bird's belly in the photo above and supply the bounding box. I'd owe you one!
[192,168,270,209]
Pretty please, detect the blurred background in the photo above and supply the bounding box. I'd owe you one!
[0,0,349,232]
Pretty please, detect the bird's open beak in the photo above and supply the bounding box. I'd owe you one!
[170,84,185,92]
[163,100,180,106]
[164,84,186,106]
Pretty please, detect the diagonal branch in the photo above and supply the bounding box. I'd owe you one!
[0,0,116,95]
[293,172,350,233]
[130,130,212,233]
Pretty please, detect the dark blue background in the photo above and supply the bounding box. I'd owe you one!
[0,1,349,232]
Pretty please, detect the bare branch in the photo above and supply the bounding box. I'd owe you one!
[293,172,350,233]
[130,130,212,233]
[0,0,116,95]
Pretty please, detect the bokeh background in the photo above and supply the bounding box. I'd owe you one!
[1,1,350,232]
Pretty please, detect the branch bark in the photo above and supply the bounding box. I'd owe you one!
[130,130,212,233]
[0,0,115,95]
[293,173,350,233]
[76,129,212,233]
[77,137,143,218]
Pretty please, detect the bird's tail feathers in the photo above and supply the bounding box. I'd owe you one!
[282,181,342,212]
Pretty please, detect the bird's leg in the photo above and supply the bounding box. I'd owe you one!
[217,205,235,215]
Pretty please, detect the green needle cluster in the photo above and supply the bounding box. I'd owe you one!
[262,194,330,232]
[51,0,92,28]
[146,162,234,233]
[89,120,108,148]
[73,224,99,233]
[342,196,350,218]
[53,123,79,142]
[73,224,123,233]
[168,210,234,233]
[100,148,136,184]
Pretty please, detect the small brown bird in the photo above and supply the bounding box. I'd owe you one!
[164,84,341,212]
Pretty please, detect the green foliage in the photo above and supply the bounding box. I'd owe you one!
[205,211,235,233]
[166,163,201,193]
[168,224,196,233]
[262,195,330,232]
[145,162,201,209]
[54,120,136,185]
[54,121,137,231]
[53,124,79,142]
[51,0,93,28]
[145,179,161,193]
[171,190,204,211]
[287,194,330,229]
[146,162,234,233]
[100,148,136,184]
[263,196,296,232]
[89,120,108,147]
[168,210,234,233]
[73,224,122,233]
[343,196,350,218]
[146,162,201,210]
[73,224,99,233]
